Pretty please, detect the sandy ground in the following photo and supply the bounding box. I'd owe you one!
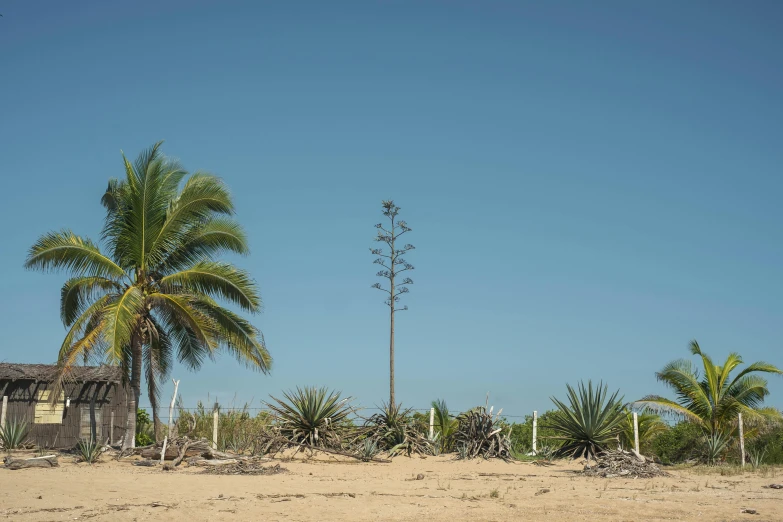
[1,453,782,522]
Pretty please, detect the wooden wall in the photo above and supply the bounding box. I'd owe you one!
[0,379,130,449]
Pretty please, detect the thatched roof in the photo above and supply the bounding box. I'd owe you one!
[0,363,123,383]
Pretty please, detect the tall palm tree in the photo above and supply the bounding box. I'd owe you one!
[25,142,271,449]
[638,341,782,437]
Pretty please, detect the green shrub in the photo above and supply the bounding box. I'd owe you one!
[506,410,562,456]
[651,422,701,464]
[175,400,273,455]
[135,409,154,446]
[747,422,783,465]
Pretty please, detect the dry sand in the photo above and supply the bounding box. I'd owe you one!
[1,453,781,521]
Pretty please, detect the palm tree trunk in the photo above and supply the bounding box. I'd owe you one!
[150,389,161,442]
[122,331,143,450]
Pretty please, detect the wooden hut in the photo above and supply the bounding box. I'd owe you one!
[0,363,130,449]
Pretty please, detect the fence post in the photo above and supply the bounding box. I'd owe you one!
[739,412,745,468]
[212,402,219,450]
[1,396,7,428]
[429,407,434,439]
[160,379,180,465]
[532,410,538,454]
[633,411,640,454]
[110,411,115,445]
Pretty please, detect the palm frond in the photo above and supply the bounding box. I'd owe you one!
[25,230,125,279]
[60,276,121,326]
[160,261,260,313]
[101,286,144,362]
[195,299,271,373]
[159,217,249,272]
[148,173,234,265]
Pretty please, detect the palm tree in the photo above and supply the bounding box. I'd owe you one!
[618,408,667,452]
[638,341,782,438]
[25,142,271,449]
[431,399,458,453]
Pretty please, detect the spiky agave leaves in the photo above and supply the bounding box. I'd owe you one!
[0,418,30,450]
[452,406,513,460]
[364,402,430,457]
[547,381,626,460]
[266,387,353,448]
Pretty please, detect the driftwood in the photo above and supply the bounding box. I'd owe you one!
[162,440,196,470]
[201,462,286,476]
[189,458,239,466]
[133,459,160,467]
[263,436,391,463]
[4,455,59,470]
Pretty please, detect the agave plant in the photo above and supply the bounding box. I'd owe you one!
[266,387,353,448]
[77,438,102,464]
[358,439,380,461]
[546,381,626,460]
[364,402,429,457]
[455,443,470,460]
[748,445,768,469]
[452,406,513,460]
[703,430,731,465]
[0,418,30,450]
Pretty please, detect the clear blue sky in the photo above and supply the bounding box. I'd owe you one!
[1,1,781,417]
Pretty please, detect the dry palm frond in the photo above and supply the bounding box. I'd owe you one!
[582,449,669,478]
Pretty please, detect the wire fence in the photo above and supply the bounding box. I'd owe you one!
[137,405,533,420]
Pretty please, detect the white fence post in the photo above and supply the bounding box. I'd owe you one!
[110,411,115,445]
[1,396,7,428]
[633,411,640,454]
[160,379,180,465]
[532,410,538,454]
[212,402,219,450]
[429,407,435,439]
[739,412,745,468]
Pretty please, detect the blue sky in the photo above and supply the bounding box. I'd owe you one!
[1,1,781,417]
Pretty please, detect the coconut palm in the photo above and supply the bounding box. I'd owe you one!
[431,399,458,453]
[637,341,782,438]
[25,142,270,449]
[618,408,667,453]
[546,381,626,460]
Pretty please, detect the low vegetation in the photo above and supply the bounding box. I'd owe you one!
[546,381,626,460]
[0,418,30,450]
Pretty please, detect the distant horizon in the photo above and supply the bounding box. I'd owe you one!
[2,1,781,416]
